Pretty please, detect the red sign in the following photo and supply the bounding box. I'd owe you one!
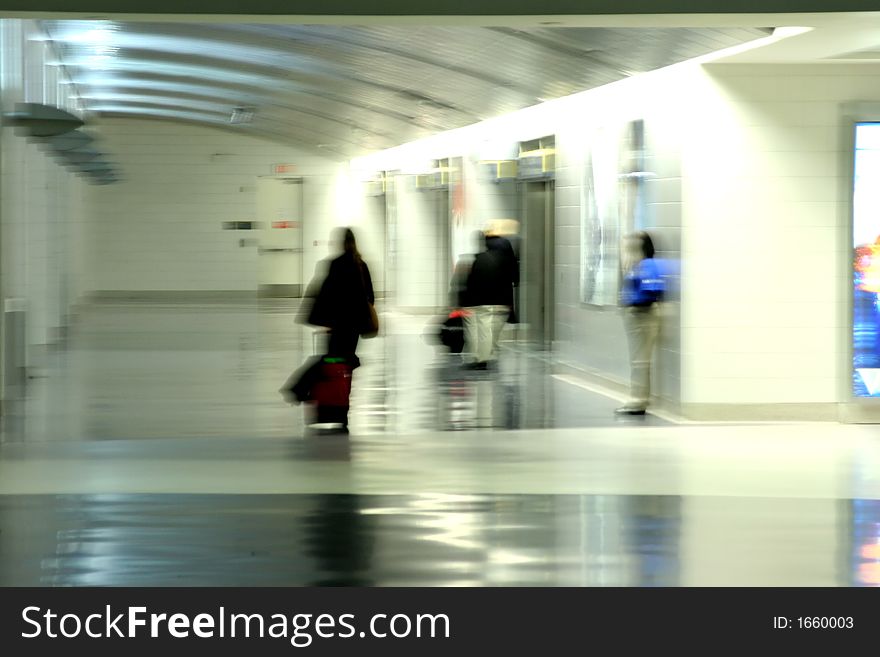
[273,164,297,175]
[272,221,300,229]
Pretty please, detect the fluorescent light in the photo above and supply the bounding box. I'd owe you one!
[772,26,814,38]
[66,24,117,47]
[84,54,114,70]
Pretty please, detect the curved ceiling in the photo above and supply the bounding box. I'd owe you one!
[41,20,770,158]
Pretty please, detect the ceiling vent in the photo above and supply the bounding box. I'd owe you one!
[230,106,256,124]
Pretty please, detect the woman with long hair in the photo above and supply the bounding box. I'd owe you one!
[308,226,375,360]
[294,227,376,433]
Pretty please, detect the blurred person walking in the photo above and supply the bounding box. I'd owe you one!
[485,226,520,323]
[463,231,517,370]
[307,227,377,360]
[617,231,664,415]
[287,227,377,433]
[435,230,484,355]
[449,230,484,311]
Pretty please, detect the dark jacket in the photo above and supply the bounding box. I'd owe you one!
[306,251,374,334]
[466,237,516,309]
[486,235,519,288]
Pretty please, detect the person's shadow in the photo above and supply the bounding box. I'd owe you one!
[304,494,376,586]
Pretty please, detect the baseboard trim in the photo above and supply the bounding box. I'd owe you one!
[550,362,844,422]
[86,291,259,303]
[258,284,303,298]
[550,361,686,422]
[551,370,841,422]
[679,403,841,422]
[552,360,630,397]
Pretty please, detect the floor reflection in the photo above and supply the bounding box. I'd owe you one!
[0,304,666,444]
[0,493,865,587]
[305,495,376,586]
[850,499,880,586]
[419,348,667,432]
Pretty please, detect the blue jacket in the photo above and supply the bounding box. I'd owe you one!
[621,258,664,307]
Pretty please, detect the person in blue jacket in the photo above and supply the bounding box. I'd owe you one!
[617,231,664,415]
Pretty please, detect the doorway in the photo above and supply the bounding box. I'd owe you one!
[255,177,304,297]
[518,179,555,347]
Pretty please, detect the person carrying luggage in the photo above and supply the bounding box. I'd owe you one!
[293,227,377,433]
[463,230,516,370]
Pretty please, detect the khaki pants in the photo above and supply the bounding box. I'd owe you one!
[464,305,509,363]
[623,305,660,410]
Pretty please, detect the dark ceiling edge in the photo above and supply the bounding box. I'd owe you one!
[93,113,353,159]
[0,1,873,15]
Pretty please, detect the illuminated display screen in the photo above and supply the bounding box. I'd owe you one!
[852,123,880,397]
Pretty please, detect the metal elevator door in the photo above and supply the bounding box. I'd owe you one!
[361,193,387,298]
[433,187,451,308]
[519,180,555,347]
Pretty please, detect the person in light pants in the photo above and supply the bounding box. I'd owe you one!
[463,231,517,370]
[622,305,661,412]
[617,231,664,415]
[464,305,510,366]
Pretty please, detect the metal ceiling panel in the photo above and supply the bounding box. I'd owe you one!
[39,20,770,158]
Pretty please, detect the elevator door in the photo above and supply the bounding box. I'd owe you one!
[519,180,555,347]
[432,188,451,308]
[360,194,387,298]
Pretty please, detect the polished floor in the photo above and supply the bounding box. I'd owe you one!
[1,301,879,586]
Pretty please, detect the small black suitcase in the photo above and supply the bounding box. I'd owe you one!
[439,310,466,354]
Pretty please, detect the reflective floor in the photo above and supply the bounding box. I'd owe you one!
[0,302,666,443]
[1,493,878,587]
[1,301,879,586]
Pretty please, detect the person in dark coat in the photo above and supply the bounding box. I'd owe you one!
[306,227,375,361]
[463,232,517,369]
[485,232,519,322]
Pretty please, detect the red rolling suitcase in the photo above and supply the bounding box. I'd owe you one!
[310,357,353,429]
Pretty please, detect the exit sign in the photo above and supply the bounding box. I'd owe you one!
[272,221,301,229]
[273,164,296,175]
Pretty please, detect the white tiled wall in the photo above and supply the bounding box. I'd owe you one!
[551,72,685,410]
[392,175,449,309]
[1,20,88,383]
[680,63,878,408]
[553,125,633,382]
[84,119,343,295]
[357,59,880,414]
